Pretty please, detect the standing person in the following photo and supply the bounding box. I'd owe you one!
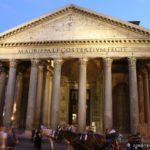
[6,127,17,149]
[34,130,42,150]
[12,127,18,145]
[0,127,7,150]
[105,128,109,136]
[31,128,36,142]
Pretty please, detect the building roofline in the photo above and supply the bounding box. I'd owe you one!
[0,4,150,40]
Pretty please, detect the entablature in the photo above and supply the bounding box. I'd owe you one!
[0,39,150,47]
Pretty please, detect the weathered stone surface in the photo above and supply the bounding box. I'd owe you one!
[2,12,146,43]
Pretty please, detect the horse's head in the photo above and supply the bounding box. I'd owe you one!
[117,133,123,142]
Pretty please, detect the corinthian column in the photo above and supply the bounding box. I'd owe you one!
[103,58,113,130]
[35,64,45,128]
[0,66,7,125]
[15,72,23,128]
[128,57,139,134]
[50,59,62,129]
[26,59,39,130]
[43,71,50,126]
[3,60,17,126]
[77,58,88,132]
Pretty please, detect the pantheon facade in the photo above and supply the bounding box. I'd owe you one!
[0,5,150,135]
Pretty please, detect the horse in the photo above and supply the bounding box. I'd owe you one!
[56,129,121,150]
[41,127,62,150]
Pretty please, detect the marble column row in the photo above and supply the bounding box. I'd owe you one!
[103,57,139,134]
[0,57,140,134]
[0,59,52,129]
[49,57,139,134]
[26,60,52,130]
[49,58,88,132]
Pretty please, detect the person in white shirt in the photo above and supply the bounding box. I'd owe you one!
[0,127,7,150]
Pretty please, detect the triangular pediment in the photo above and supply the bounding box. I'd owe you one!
[0,4,150,43]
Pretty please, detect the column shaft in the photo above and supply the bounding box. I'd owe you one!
[77,58,87,132]
[147,64,150,135]
[35,65,44,128]
[26,59,39,130]
[42,71,50,126]
[3,60,17,126]
[15,72,23,128]
[103,58,113,130]
[138,74,145,124]
[50,59,62,129]
[142,69,150,124]
[128,58,139,134]
[48,75,52,127]
[0,67,7,125]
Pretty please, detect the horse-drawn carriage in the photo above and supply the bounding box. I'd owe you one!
[41,125,122,150]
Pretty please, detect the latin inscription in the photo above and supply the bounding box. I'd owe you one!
[18,47,127,54]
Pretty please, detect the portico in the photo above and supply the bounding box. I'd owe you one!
[0,5,150,135]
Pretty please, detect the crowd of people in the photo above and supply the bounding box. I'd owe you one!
[0,124,142,150]
[0,126,18,150]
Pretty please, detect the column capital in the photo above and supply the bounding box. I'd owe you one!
[53,59,63,66]
[79,58,88,65]
[128,57,136,68]
[38,64,45,70]
[103,57,113,67]
[9,59,18,68]
[31,59,39,67]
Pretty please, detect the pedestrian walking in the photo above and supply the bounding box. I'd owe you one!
[6,127,17,150]
[31,128,36,142]
[34,130,42,150]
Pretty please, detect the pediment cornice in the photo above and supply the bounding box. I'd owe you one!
[1,39,150,47]
[0,5,150,41]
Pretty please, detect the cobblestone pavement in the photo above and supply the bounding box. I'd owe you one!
[14,137,67,150]
[14,135,150,150]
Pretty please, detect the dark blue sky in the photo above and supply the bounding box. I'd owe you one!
[0,0,150,32]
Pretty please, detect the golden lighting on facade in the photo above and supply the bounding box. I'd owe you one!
[11,102,17,121]
[11,116,14,121]
[51,60,54,67]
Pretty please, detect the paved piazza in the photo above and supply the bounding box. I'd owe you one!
[14,135,150,150]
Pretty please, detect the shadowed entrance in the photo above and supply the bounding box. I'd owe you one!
[113,83,130,133]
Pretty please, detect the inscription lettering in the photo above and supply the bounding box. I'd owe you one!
[18,47,127,54]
